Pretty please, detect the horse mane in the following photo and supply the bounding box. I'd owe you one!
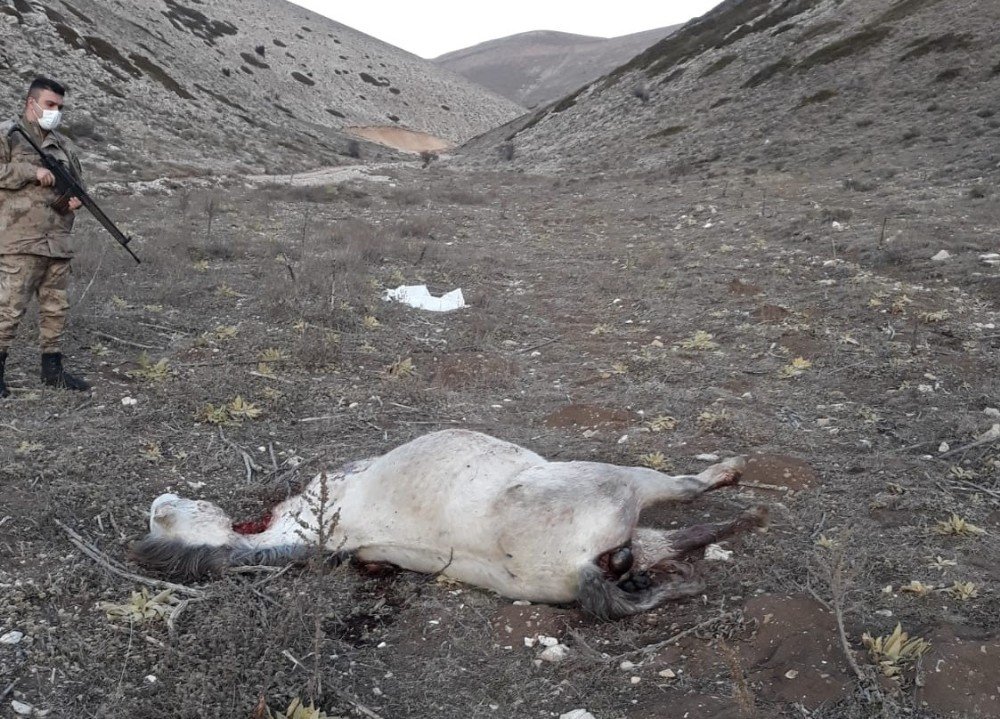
[130,537,328,581]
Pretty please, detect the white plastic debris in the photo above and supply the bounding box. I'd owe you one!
[559,711,595,719]
[383,284,465,312]
[930,250,951,262]
[0,630,24,645]
[705,544,733,562]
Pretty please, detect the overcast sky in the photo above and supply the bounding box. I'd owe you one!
[288,1,723,59]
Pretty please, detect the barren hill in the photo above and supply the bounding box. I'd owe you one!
[0,0,522,177]
[462,0,1000,187]
[435,27,678,109]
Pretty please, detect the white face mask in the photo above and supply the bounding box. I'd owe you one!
[32,99,63,131]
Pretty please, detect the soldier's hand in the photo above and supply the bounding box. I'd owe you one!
[68,197,82,211]
[36,168,55,187]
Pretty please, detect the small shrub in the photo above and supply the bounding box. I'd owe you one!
[798,88,838,107]
[631,83,650,103]
[793,20,843,44]
[797,27,892,72]
[345,139,361,159]
[498,142,514,161]
[742,57,793,88]
[647,125,686,140]
[842,177,878,192]
[934,67,963,82]
[969,185,990,199]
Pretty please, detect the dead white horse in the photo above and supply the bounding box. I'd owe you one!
[133,429,765,619]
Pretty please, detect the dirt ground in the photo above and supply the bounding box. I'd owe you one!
[1,160,999,719]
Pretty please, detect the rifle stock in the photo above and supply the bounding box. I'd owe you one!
[9,126,141,264]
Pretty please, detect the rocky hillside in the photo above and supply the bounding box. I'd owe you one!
[0,0,522,178]
[434,27,677,109]
[461,0,1000,186]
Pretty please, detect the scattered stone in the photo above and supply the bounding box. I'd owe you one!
[539,644,570,663]
[538,635,559,647]
[0,630,24,645]
[931,250,951,262]
[985,408,1000,419]
[629,675,642,684]
[695,453,720,461]
[619,660,636,671]
[559,711,595,719]
[938,442,950,453]
[657,668,676,679]
[784,669,799,679]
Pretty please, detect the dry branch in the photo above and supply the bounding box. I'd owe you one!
[54,518,206,598]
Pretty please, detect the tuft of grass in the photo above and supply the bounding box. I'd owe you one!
[127,353,171,383]
[934,514,985,536]
[862,624,931,677]
[639,451,670,471]
[677,330,719,350]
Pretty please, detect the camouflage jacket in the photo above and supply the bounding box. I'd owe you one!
[0,118,85,258]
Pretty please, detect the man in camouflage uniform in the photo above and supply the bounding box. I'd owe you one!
[0,76,89,398]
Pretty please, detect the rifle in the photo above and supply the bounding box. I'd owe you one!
[8,125,141,264]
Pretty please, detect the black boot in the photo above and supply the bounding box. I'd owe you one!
[0,351,9,398]
[40,352,90,391]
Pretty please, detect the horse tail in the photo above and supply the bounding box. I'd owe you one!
[575,563,705,620]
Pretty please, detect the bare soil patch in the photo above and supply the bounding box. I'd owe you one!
[347,126,451,153]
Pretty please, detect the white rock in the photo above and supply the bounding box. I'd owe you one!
[0,630,24,645]
[695,453,720,462]
[559,711,595,719]
[512,600,531,606]
[619,660,636,671]
[630,676,642,684]
[144,675,157,684]
[617,434,629,445]
[538,635,559,648]
[938,442,950,453]
[11,702,33,717]
[523,637,537,648]
[984,408,1000,419]
[121,396,138,406]
[539,644,570,663]
[784,670,799,679]
[658,668,676,679]
[930,250,951,262]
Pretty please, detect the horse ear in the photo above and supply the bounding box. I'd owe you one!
[152,505,175,530]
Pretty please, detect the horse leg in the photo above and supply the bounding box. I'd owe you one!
[630,456,746,507]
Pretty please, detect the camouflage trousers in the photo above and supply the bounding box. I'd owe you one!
[0,253,71,353]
